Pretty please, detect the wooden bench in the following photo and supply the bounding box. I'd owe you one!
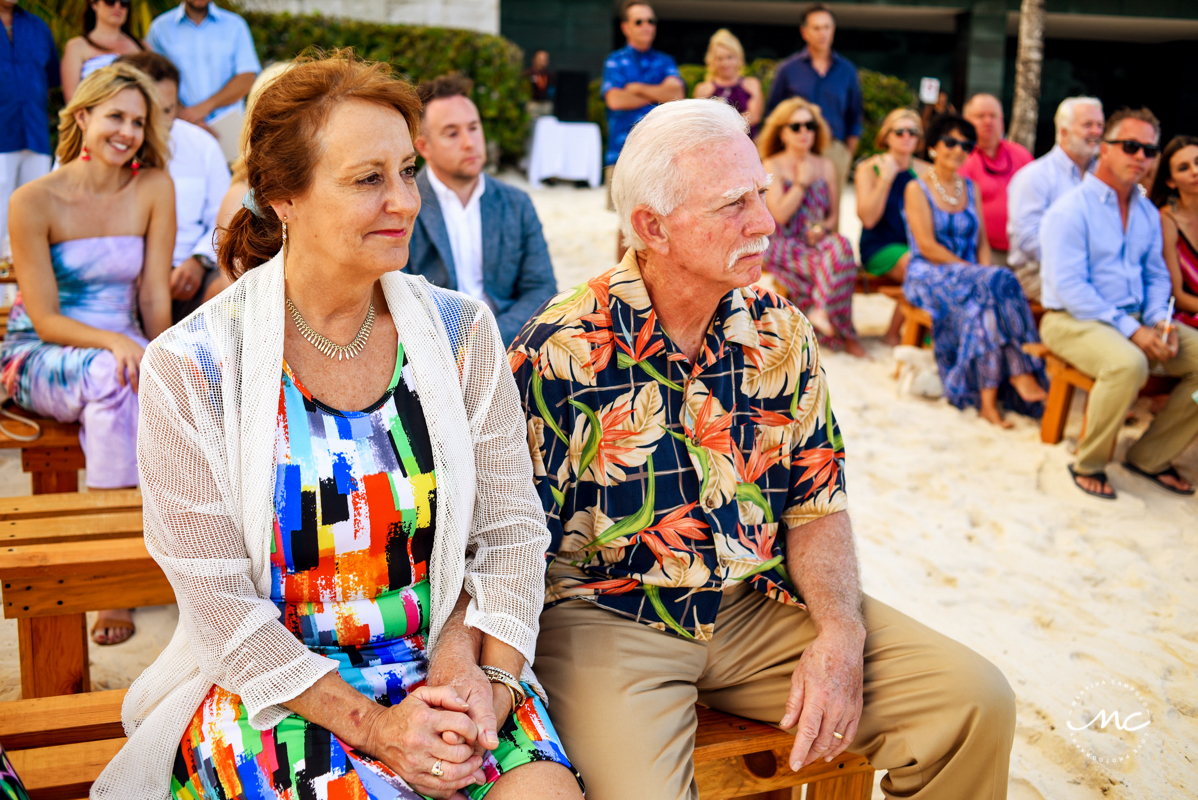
[0,692,871,800]
[0,491,163,698]
[0,689,127,800]
[853,269,904,300]
[695,707,872,799]
[0,413,85,494]
[1022,343,1179,445]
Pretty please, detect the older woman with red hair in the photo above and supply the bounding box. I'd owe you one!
[93,52,583,800]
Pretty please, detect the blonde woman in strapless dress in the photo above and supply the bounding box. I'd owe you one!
[2,64,172,644]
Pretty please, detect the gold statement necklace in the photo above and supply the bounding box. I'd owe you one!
[287,297,375,360]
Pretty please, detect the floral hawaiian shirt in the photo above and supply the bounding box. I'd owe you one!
[508,252,848,640]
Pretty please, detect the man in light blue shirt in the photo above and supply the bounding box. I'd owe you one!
[147,0,259,125]
[1006,96,1104,301]
[1040,107,1198,500]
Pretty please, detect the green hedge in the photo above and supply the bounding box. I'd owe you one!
[589,59,914,169]
[243,12,529,161]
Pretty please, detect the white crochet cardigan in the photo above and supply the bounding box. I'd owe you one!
[92,252,550,799]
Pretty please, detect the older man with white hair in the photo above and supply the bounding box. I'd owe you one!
[1007,96,1105,301]
[509,99,1016,800]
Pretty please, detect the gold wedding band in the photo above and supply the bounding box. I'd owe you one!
[431,759,445,777]
[832,731,844,739]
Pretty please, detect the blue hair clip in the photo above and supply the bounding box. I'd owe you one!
[241,189,263,218]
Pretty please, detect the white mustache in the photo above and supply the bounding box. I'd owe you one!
[727,235,770,271]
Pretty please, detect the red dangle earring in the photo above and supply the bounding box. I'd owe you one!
[80,145,90,162]
[131,158,141,176]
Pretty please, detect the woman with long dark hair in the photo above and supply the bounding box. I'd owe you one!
[1151,135,1198,328]
[60,0,144,102]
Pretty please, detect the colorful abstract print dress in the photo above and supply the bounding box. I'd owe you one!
[902,178,1046,416]
[171,344,578,800]
[0,236,147,488]
[762,179,859,349]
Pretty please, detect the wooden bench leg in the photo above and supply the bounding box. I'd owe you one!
[1040,379,1075,445]
[22,446,85,495]
[18,614,90,697]
[807,769,874,799]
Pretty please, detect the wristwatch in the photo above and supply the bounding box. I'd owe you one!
[193,254,216,272]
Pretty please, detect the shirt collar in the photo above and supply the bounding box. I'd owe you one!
[174,3,222,26]
[1048,143,1091,180]
[426,167,485,211]
[797,47,840,66]
[1082,171,1143,213]
[612,251,764,373]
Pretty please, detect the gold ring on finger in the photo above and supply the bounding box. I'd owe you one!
[832,731,844,739]
[431,759,445,777]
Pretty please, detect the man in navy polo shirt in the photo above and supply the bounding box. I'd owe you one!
[602,0,684,258]
[0,0,59,248]
[765,3,862,195]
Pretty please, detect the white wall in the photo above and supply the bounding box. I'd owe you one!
[239,0,499,36]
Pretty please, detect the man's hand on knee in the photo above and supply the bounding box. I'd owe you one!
[781,625,865,771]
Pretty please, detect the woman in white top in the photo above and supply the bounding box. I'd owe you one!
[60,0,145,102]
[92,52,584,800]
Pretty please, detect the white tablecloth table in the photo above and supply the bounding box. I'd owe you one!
[527,116,603,188]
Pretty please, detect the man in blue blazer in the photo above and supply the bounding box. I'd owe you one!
[410,74,557,344]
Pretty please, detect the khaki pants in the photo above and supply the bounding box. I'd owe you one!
[824,138,853,202]
[1009,260,1041,303]
[1039,312,1198,475]
[535,586,1015,800]
[604,164,616,212]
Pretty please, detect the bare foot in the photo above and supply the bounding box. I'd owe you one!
[1073,472,1115,498]
[806,307,835,338]
[1011,373,1047,403]
[979,405,1014,428]
[91,609,135,645]
[844,338,868,358]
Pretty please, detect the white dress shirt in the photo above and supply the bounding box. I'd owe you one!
[167,118,231,266]
[1006,144,1093,267]
[426,167,486,300]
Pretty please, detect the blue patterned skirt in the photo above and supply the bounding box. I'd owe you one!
[904,259,1046,417]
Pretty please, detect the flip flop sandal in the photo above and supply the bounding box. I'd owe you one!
[1121,461,1197,496]
[91,617,136,646]
[1068,464,1116,500]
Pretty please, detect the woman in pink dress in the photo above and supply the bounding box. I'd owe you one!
[1152,135,1198,327]
[759,97,864,356]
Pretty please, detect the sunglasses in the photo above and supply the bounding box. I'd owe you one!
[788,121,818,133]
[892,127,921,138]
[939,135,976,153]
[631,17,657,26]
[1105,139,1160,158]
[98,0,132,7]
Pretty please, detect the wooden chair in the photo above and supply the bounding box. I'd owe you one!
[1022,343,1179,445]
[0,413,85,494]
[695,707,873,799]
[0,689,127,800]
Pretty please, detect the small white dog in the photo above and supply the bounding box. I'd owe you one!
[894,345,943,398]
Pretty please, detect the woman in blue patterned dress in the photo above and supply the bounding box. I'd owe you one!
[903,114,1047,427]
[3,64,173,645]
[93,53,583,800]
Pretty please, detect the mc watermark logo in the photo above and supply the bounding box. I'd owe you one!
[1067,679,1153,765]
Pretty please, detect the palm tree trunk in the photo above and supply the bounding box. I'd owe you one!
[1008,0,1046,151]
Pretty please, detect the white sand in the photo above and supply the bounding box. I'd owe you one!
[2,176,1195,799]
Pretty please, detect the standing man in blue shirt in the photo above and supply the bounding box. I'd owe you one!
[147,0,259,126]
[602,0,684,259]
[0,0,59,248]
[1040,107,1198,500]
[765,4,862,196]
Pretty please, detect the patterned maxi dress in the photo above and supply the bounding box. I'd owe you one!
[762,178,858,348]
[1165,212,1198,328]
[0,236,147,488]
[902,178,1046,416]
[170,344,581,800]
